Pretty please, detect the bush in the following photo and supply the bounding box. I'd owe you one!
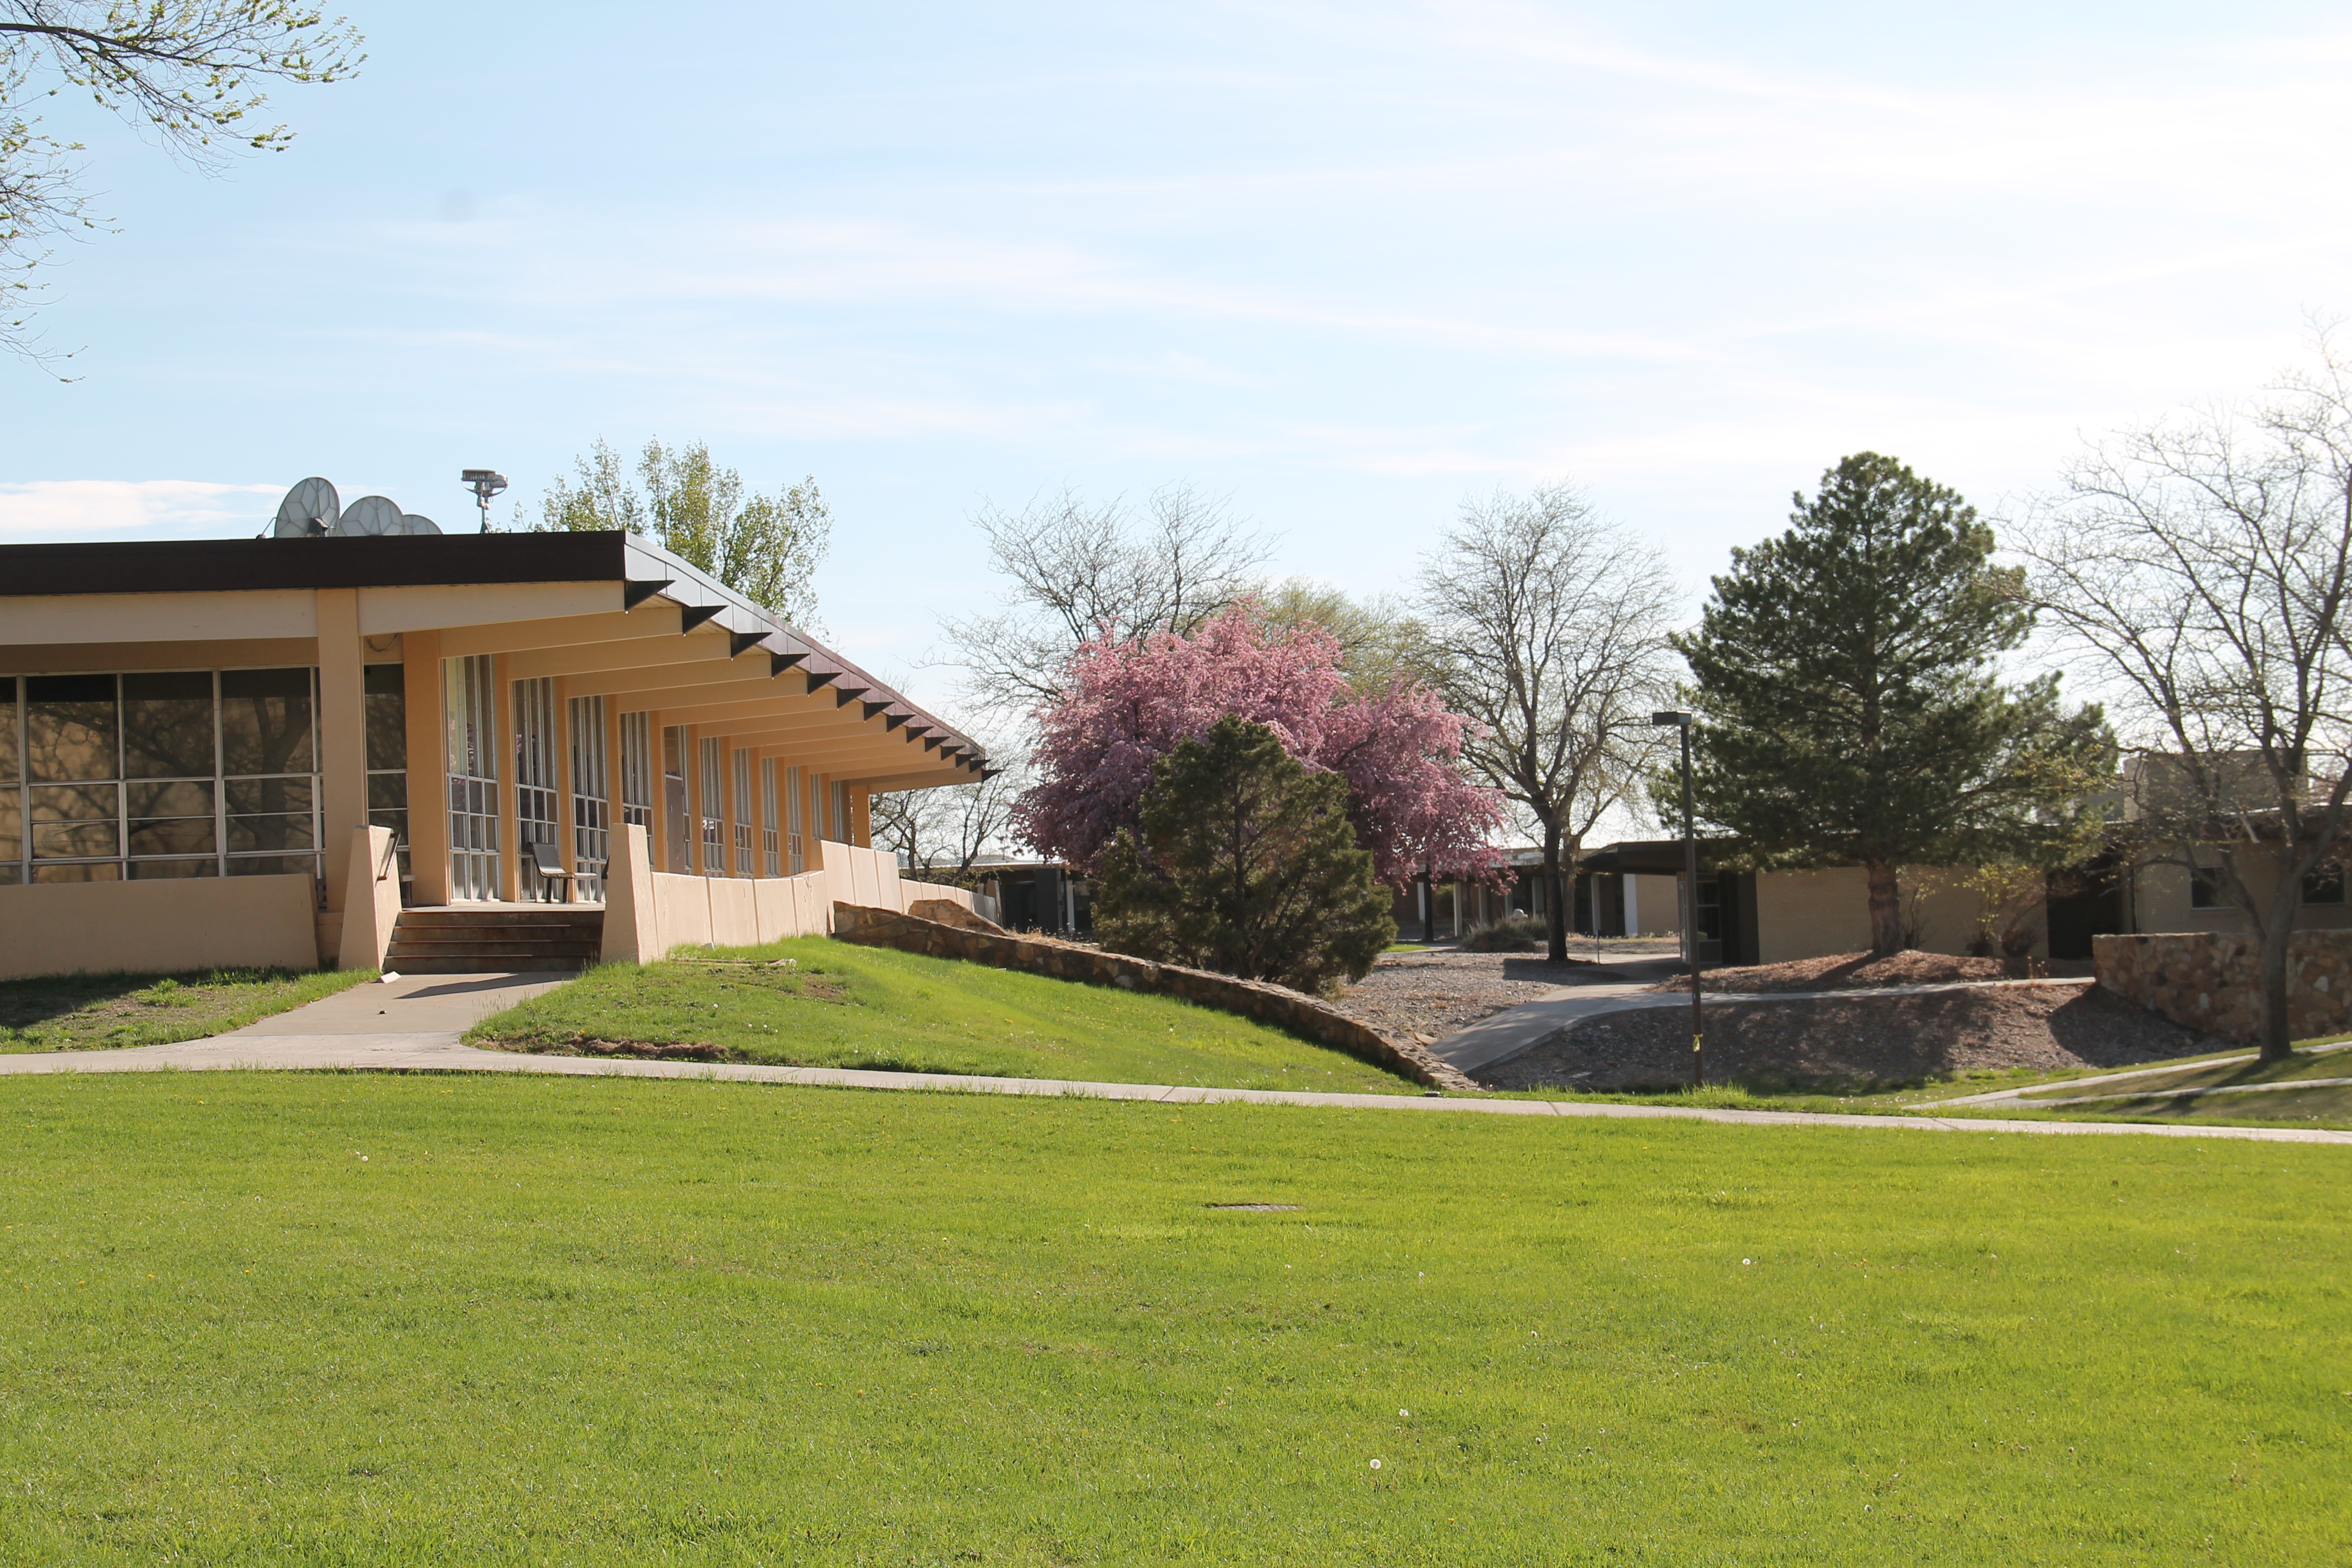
[1095,717,1395,993]
[1461,914,1548,952]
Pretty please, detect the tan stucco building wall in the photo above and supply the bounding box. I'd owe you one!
[1750,867,2000,965]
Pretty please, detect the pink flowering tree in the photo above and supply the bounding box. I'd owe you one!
[1016,609,1507,886]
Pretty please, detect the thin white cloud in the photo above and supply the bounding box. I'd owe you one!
[0,480,286,540]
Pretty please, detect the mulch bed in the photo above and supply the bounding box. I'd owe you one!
[1476,983,2228,1092]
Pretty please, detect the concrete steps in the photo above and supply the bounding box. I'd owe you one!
[385,907,604,973]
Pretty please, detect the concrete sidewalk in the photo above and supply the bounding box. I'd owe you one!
[0,1009,2343,1144]
[2,966,2340,1145]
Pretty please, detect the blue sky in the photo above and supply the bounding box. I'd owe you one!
[4,1,2349,712]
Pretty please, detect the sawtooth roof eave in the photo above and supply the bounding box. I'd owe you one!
[619,532,982,770]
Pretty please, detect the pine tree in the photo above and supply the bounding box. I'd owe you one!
[1674,453,2111,955]
[1095,717,1395,993]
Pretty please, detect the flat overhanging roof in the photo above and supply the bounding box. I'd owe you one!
[0,529,984,787]
[1577,838,1741,875]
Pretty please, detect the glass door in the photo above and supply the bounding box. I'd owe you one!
[444,655,500,901]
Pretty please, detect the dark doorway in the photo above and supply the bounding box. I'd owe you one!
[2047,861,2124,960]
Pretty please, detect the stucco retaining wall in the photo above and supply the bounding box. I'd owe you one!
[601,825,973,963]
[0,873,318,980]
[2095,930,2352,1044]
[830,902,1472,1091]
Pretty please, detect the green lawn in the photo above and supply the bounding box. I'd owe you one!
[0,966,375,1054]
[0,1073,2342,1563]
[467,937,1419,1094]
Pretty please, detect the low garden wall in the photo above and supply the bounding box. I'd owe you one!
[600,825,979,963]
[830,902,1474,1091]
[2094,930,2352,1044]
[0,873,317,980]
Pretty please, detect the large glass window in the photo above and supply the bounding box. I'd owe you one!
[445,655,501,902]
[733,748,754,876]
[699,736,725,875]
[569,694,609,902]
[0,668,321,889]
[514,676,559,900]
[618,712,654,834]
[783,764,804,874]
[760,757,780,877]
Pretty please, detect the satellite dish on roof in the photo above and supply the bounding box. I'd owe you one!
[273,477,340,538]
[334,496,405,536]
[397,513,442,536]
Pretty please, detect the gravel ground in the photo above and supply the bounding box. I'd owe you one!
[1332,943,1674,1042]
[1476,982,2227,1091]
[1650,949,2012,993]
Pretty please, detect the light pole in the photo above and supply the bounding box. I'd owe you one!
[460,469,508,533]
[1651,711,1702,1088]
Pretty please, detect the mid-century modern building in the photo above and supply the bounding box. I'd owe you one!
[0,527,984,979]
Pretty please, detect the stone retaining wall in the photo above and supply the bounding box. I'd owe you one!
[831,903,1473,1091]
[2094,930,2352,1044]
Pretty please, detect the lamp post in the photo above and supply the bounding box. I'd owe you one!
[460,469,509,533]
[1651,711,1702,1088]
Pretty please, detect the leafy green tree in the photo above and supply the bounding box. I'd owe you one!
[536,437,831,627]
[1673,453,2112,955]
[1095,716,1394,993]
[1253,579,1438,694]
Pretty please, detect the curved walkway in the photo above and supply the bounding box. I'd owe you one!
[0,970,2342,1145]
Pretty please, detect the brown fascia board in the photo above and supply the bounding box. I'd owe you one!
[0,529,636,596]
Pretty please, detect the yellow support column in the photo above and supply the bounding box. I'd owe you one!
[315,589,368,922]
[403,631,449,906]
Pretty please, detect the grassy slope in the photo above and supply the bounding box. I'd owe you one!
[0,1073,2344,1565]
[1515,1042,2352,1131]
[470,937,1418,1093]
[0,967,375,1054]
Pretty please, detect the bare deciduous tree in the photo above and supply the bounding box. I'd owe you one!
[1,2,363,365]
[871,747,1026,884]
[2021,339,2352,1060]
[1418,484,1679,963]
[937,484,1275,726]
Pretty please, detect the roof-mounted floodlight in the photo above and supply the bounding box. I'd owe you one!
[460,469,509,533]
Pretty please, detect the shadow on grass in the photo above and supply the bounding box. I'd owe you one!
[0,967,371,1053]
